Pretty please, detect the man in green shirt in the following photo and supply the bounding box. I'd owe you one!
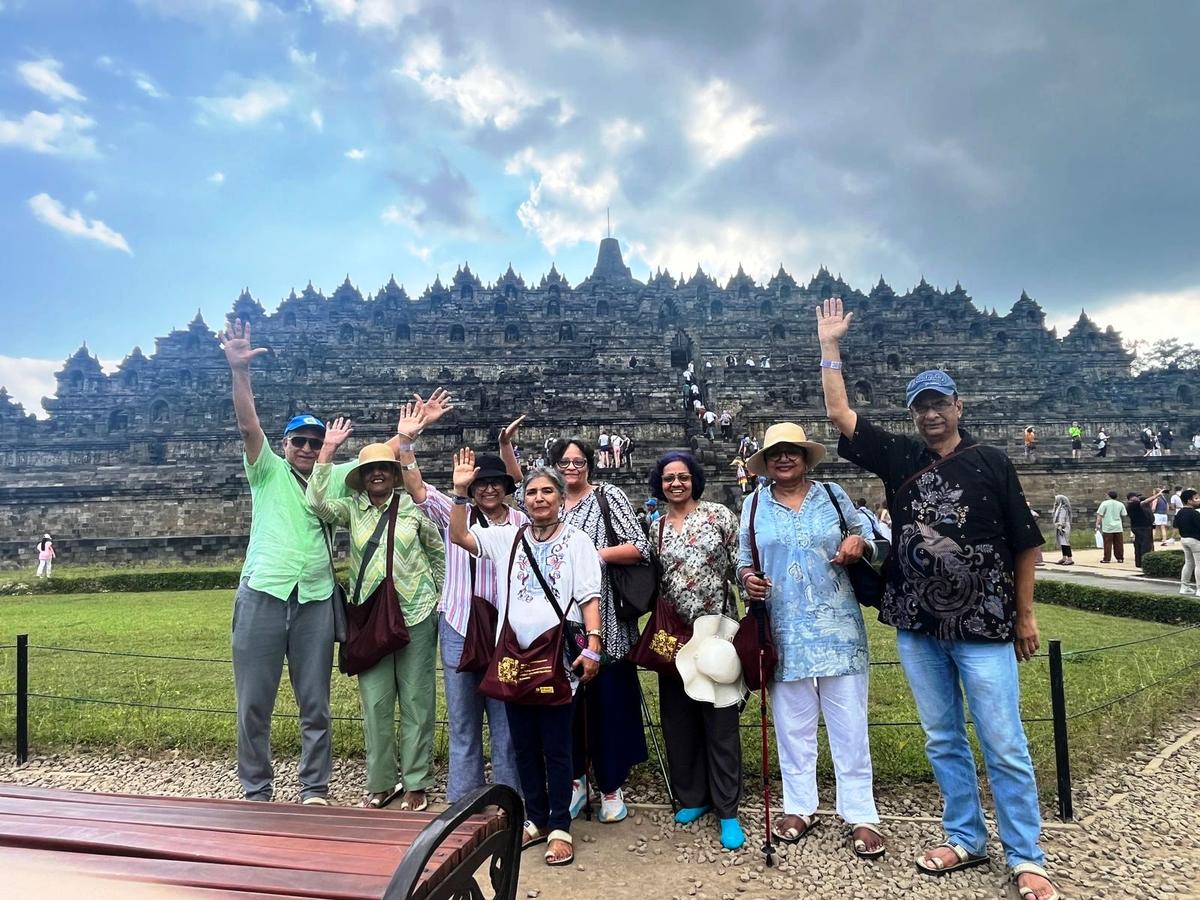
[1068,422,1083,460]
[1095,490,1127,564]
[223,318,352,804]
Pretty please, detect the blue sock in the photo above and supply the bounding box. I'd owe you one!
[674,805,711,824]
[720,818,745,850]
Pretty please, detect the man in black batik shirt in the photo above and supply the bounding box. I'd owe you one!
[816,299,1059,900]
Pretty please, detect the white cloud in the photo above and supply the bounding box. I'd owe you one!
[344,147,366,160]
[407,243,431,262]
[0,355,120,419]
[314,0,419,30]
[207,171,225,184]
[28,193,132,255]
[133,73,166,99]
[1049,288,1200,345]
[310,108,324,131]
[196,81,291,125]
[506,147,618,251]
[0,109,97,156]
[602,118,644,153]
[398,38,545,130]
[686,78,772,168]
[134,0,264,24]
[288,46,316,67]
[18,58,86,103]
[381,201,421,227]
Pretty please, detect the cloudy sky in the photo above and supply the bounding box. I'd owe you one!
[1,0,1197,414]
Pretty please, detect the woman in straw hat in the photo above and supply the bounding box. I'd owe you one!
[737,422,887,859]
[306,416,445,811]
[648,451,745,849]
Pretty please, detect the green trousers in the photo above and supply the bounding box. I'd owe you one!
[358,614,437,793]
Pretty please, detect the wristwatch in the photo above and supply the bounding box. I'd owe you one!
[452,494,471,506]
[400,461,418,471]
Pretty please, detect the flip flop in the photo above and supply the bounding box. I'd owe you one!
[850,823,886,860]
[771,814,813,844]
[521,821,547,850]
[361,786,402,809]
[915,843,989,876]
[1013,862,1062,900]
[544,830,573,867]
[398,792,428,812]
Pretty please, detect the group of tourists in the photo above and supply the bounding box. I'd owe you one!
[220,295,1062,899]
[1093,484,1200,583]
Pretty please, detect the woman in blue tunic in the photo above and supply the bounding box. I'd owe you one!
[737,422,887,860]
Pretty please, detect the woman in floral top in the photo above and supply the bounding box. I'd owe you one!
[649,452,745,851]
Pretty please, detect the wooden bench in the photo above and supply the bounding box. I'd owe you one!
[0,782,522,899]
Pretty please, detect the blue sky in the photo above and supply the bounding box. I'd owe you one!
[1,0,1197,414]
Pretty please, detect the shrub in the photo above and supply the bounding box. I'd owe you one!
[1142,550,1184,580]
[0,570,242,596]
[1035,580,1200,625]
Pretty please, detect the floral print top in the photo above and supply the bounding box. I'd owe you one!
[652,501,739,624]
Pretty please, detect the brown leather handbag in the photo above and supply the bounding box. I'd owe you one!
[339,499,412,677]
[732,489,777,690]
[630,518,693,677]
[478,525,574,706]
[457,512,498,674]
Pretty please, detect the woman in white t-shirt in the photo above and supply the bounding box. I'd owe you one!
[449,451,602,868]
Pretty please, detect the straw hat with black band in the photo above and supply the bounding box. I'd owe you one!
[743,423,827,477]
[344,443,403,492]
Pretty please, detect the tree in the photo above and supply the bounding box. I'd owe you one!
[1125,338,1200,375]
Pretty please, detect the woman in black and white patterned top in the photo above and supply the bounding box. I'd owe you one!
[548,435,651,825]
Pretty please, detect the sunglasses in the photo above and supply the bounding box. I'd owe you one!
[288,436,324,450]
[360,462,395,476]
[556,459,588,469]
[662,473,692,484]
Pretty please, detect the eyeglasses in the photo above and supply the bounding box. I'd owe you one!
[764,446,803,461]
[911,397,956,416]
[556,459,588,469]
[662,473,693,484]
[288,436,323,450]
[474,479,505,491]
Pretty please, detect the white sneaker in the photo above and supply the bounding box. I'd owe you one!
[569,777,588,820]
[1180,585,1196,595]
[599,789,628,823]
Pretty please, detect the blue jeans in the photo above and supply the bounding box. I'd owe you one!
[439,614,520,804]
[896,630,1045,869]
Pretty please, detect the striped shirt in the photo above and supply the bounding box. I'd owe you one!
[417,483,528,637]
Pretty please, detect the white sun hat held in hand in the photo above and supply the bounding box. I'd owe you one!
[676,614,745,708]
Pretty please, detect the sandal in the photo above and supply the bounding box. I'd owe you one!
[1013,862,1062,900]
[915,843,989,876]
[771,813,814,844]
[360,786,402,809]
[850,823,886,860]
[398,791,428,812]
[544,829,573,867]
[521,821,547,850]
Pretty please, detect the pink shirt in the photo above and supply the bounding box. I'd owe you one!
[38,542,54,561]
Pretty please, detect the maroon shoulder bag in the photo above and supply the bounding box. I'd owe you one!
[732,489,778,690]
[339,499,412,677]
[457,509,499,674]
[478,525,574,706]
[630,517,694,677]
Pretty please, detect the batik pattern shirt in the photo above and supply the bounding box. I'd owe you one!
[838,418,1043,642]
[737,482,871,680]
[653,501,739,624]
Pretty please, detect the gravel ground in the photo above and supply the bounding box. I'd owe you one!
[6,711,1200,899]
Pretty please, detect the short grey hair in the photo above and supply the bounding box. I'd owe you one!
[522,466,566,498]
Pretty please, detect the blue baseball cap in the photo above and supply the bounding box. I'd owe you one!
[283,413,326,436]
[905,370,958,408]
[645,498,658,507]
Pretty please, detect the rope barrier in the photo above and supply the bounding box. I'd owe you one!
[1062,624,1200,657]
[31,645,233,664]
[1067,655,1200,721]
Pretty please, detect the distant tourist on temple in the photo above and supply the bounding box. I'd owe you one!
[719,409,734,441]
[1095,489,1127,563]
[1175,489,1200,595]
[1140,425,1158,457]
[1152,485,1171,545]
[1126,490,1159,568]
[1169,486,1185,545]
[702,408,718,441]
[856,496,891,543]
[1052,494,1074,565]
[1095,429,1110,457]
[1192,432,1200,453]
[1068,422,1083,459]
[648,451,745,850]
[816,298,1058,900]
[35,533,54,577]
[1159,424,1175,456]
[307,417,446,812]
[621,432,636,470]
[1023,426,1037,461]
[597,431,612,469]
[732,457,750,495]
[611,433,626,469]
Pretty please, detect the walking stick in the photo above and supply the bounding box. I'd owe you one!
[637,675,678,811]
[753,602,776,867]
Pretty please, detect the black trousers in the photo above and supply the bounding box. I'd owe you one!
[1132,526,1154,568]
[507,698,577,833]
[657,673,743,819]
[573,659,648,793]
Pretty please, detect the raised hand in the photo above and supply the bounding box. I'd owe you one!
[499,414,527,446]
[414,388,455,425]
[452,447,479,495]
[221,318,268,371]
[395,401,429,441]
[323,416,354,449]
[816,297,854,347]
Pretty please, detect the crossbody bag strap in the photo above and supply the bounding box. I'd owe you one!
[291,467,342,584]
[821,482,851,539]
[748,488,763,574]
[468,506,488,596]
[501,524,528,628]
[521,532,575,625]
[657,515,666,553]
[893,443,979,503]
[351,498,394,605]
[594,486,620,549]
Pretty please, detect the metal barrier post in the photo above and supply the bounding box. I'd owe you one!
[16,634,28,764]
[1048,640,1072,821]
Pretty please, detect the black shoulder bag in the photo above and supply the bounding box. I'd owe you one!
[821,482,886,609]
[595,486,659,621]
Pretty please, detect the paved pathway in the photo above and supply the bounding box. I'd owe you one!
[1037,545,1185,596]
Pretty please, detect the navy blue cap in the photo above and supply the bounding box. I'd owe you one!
[905,370,958,408]
[283,413,326,436]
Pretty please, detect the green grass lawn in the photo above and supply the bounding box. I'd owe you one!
[2,590,1198,795]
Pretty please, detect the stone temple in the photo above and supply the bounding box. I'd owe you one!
[1,236,1196,568]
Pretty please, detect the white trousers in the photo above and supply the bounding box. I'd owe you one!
[36,559,52,577]
[769,673,879,824]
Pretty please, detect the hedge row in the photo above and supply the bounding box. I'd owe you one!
[1035,580,1200,625]
[1142,550,1185,580]
[0,569,243,595]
